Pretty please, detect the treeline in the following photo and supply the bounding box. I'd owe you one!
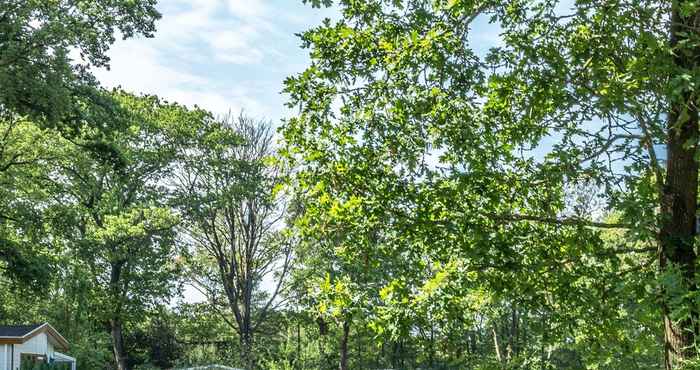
[1,2,294,370]
[2,0,699,370]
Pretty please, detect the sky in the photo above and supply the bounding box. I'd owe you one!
[91,0,512,124]
[93,0,338,123]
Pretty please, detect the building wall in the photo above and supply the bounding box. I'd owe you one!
[1,331,65,370]
[48,342,54,361]
[1,344,9,370]
[1,343,17,370]
[11,332,48,370]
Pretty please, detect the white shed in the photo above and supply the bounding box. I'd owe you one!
[0,323,76,370]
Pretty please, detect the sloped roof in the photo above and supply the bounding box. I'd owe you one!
[0,323,69,351]
[0,323,44,337]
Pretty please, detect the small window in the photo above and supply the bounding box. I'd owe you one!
[20,353,47,370]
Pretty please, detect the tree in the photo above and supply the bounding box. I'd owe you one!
[0,0,160,127]
[284,0,695,368]
[0,0,161,303]
[0,116,57,291]
[175,113,292,370]
[44,90,209,370]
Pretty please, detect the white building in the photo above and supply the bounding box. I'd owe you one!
[0,323,76,370]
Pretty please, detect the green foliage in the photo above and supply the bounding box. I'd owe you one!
[282,0,680,368]
[2,0,695,369]
[0,0,160,126]
[43,90,207,326]
[0,115,60,291]
[20,362,70,370]
[127,316,182,369]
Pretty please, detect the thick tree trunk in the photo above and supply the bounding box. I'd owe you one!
[110,319,129,370]
[339,320,351,370]
[108,259,129,370]
[338,320,350,370]
[661,1,700,368]
[240,326,254,370]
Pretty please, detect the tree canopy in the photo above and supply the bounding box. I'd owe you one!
[0,0,160,127]
[3,0,700,369]
[283,0,700,368]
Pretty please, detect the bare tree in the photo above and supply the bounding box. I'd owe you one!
[174,112,292,369]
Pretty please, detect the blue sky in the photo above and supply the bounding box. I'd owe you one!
[92,0,511,125]
[94,0,338,122]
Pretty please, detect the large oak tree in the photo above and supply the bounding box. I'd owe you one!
[284,0,700,368]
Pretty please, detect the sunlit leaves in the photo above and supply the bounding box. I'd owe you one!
[284,0,671,367]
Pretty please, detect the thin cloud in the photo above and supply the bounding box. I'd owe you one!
[94,0,337,123]
[227,0,270,18]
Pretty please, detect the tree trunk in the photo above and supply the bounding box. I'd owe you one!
[469,330,477,356]
[317,316,328,367]
[391,341,400,368]
[240,329,254,370]
[108,259,129,370]
[510,305,519,357]
[356,325,363,368]
[241,267,256,370]
[428,324,435,367]
[492,325,503,364]
[339,319,351,370]
[296,320,301,368]
[540,317,548,370]
[110,318,129,370]
[661,1,700,368]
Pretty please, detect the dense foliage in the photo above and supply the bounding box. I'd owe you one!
[2,0,700,370]
[282,0,699,369]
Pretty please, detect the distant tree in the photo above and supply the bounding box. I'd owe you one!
[126,315,181,369]
[175,113,292,370]
[147,318,181,369]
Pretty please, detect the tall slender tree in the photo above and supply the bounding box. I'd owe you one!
[175,113,292,370]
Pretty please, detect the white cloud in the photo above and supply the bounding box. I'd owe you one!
[150,0,280,65]
[94,34,273,116]
[207,27,265,64]
[167,89,232,113]
[94,41,204,91]
[92,0,336,120]
[91,0,277,116]
[227,0,269,18]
